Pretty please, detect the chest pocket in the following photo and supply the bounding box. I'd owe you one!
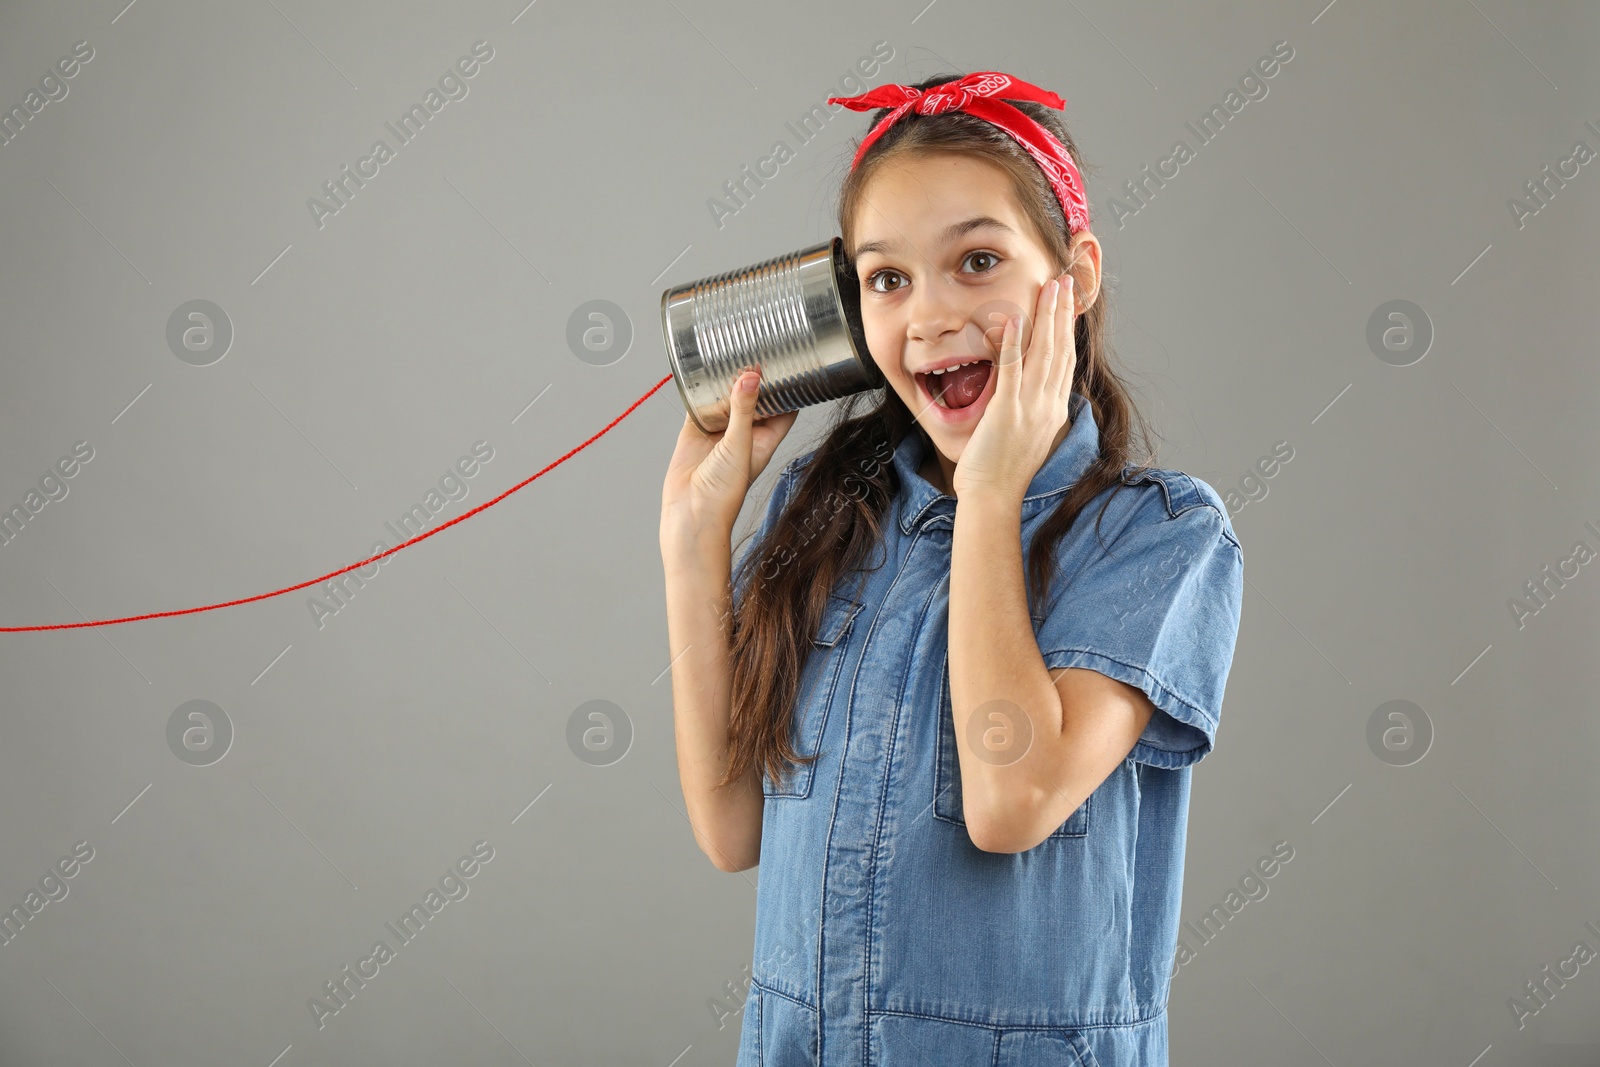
[762,593,865,800]
[932,615,1091,841]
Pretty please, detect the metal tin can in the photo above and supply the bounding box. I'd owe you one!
[661,236,882,435]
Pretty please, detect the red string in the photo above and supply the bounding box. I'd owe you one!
[2,374,678,633]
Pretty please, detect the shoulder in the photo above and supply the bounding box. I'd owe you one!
[784,447,821,480]
[772,449,817,503]
[782,431,904,500]
[1115,465,1241,552]
[1062,465,1242,562]
[777,444,833,495]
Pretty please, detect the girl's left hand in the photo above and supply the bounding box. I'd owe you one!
[952,272,1078,501]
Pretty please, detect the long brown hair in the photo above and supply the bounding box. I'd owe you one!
[721,72,1158,791]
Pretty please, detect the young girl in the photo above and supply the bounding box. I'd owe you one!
[660,71,1244,1067]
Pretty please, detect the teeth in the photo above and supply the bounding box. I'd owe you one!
[927,360,989,376]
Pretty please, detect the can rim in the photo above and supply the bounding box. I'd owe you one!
[829,236,883,391]
[660,287,712,435]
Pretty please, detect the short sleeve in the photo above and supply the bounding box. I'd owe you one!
[1033,495,1244,769]
[730,456,799,617]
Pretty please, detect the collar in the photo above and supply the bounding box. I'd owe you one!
[892,391,1099,534]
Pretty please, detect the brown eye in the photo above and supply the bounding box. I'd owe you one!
[964,251,1000,273]
[866,270,906,294]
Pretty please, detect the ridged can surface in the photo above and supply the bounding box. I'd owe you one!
[661,237,882,434]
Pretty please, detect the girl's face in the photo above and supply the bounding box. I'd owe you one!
[849,153,1098,493]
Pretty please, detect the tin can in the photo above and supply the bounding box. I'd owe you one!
[661,236,883,435]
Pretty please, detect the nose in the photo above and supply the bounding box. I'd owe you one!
[904,271,968,348]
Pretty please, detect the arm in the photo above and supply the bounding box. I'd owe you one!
[658,367,795,876]
[948,489,1155,854]
[662,535,764,873]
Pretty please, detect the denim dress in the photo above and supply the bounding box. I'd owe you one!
[731,392,1244,1067]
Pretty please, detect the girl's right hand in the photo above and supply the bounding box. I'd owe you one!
[660,367,798,550]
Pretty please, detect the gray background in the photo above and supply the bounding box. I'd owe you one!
[0,0,1596,1064]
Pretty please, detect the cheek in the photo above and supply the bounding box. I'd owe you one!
[863,327,900,379]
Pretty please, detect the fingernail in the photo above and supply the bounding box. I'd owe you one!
[741,371,758,393]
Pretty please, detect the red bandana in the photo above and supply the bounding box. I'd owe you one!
[827,71,1091,235]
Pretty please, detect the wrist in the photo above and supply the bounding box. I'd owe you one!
[661,525,733,571]
[954,483,1027,518]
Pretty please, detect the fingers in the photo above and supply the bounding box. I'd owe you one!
[998,311,1025,402]
[984,313,1009,358]
[1053,274,1076,397]
[749,407,797,479]
[998,274,1077,406]
[1024,276,1059,398]
[718,366,761,477]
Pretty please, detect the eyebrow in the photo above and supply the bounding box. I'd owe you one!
[851,215,1018,261]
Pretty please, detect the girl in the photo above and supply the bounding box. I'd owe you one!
[660,71,1244,1067]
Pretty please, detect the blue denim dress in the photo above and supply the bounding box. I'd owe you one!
[731,392,1244,1066]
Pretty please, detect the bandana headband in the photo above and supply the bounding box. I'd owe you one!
[827,71,1091,235]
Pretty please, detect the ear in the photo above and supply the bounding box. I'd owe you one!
[1064,231,1103,313]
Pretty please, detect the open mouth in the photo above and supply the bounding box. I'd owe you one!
[916,359,994,411]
